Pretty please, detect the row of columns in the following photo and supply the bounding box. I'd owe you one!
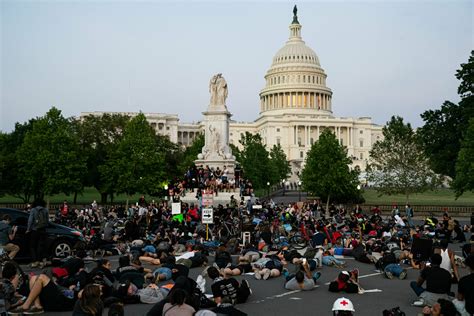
[178,131,199,146]
[261,92,331,112]
[289,125,354,147]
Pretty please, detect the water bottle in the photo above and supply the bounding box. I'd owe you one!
[76,281,81,291]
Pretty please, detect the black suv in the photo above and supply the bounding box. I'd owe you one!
[0,207,86,259]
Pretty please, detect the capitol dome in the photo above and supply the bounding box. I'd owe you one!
[260,7,333,115]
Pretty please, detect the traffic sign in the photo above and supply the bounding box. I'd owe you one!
[202,208,214,224]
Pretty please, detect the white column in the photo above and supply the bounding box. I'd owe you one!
[317,125,320,139]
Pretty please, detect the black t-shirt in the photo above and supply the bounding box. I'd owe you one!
[311,232,327,246]
[211,278,239,303]
[458,273,474,314]
[421,266,451,294]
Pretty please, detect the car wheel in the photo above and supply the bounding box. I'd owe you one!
[53,240,72,258]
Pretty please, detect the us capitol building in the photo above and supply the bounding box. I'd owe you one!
[81,8,382,180]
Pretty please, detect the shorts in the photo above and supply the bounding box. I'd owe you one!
[153,267,172,281]
[234,263,252,273]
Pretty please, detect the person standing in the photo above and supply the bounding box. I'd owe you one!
[27,199,50,268]
[0,215,19,259]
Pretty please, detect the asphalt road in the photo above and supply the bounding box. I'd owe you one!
[23,241,471,316]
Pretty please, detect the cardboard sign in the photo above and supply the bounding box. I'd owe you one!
[172,202,181,215]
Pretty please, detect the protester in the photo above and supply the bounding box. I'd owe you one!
[0,214,19,259]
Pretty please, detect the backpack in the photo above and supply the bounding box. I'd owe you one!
[34,207,48,230]
[303,247,318,259]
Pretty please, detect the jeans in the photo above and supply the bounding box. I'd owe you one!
[410,281,425,297]
[384,264,403,277]
[322,255,344,266]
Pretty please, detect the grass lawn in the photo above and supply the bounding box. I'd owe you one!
[1,187,473,207]
[362,188,474,206]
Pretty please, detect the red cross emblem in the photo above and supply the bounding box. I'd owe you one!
[340,300,349,306]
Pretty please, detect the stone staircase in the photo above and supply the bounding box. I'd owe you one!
[179,189,253,207]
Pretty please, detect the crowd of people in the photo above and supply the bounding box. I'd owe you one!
[0,189,472,315]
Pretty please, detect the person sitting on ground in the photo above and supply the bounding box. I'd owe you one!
[72,283,104,316]
[11,272,76,313]
[454,254,474,315]
[332,297,355,316]
[283,260,320,291]
[162,288,196,316]
[213,245,233,270]
[88,259,115,298]
[421,298,458,316]
[410,253,452,307]
[0,261,26,311]
[0,215,19,259]
[328,270,361,294]
[146,276,201,316]
[206,267,251,305]
[434,239,460,284]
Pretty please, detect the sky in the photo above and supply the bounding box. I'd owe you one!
[1,0,472,132]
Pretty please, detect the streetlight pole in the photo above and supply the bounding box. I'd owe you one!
[267,182,270,198]
[298,181,302,201]
[281,179,285,196]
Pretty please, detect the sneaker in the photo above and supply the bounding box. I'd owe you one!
[263,269,271,280]
[254,271,262,280]
[30,261,39,268]
[385,271,394,279]
[398,270,407,280]
[312,271,321,281]
[241,279,252,295]
[412,299,425,307]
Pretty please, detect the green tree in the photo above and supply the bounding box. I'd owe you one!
[237,132,272,189]
[0,120,35,201]
[100,113,166,204]
[269,144,291,182]
[76,113,130,203]
[418,51,474,178]
[301,129,360,209]
[367,116,439,203]
[452,118,474,197]
[16,107,87,200]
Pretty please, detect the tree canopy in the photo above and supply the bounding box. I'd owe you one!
[100,113,167,198]
[452,118,474,197]
[237,132,273,189]
[16,107,87,200]
[367,116,439,203]
[301,129,361,208]
[418,51,474,178]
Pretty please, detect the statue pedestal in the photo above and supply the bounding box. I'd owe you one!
[195,106,236,178]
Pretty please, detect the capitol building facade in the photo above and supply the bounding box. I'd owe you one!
[82,9,382,180]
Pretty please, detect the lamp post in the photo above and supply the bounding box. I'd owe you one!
[282,179,285,196]
[164,185,169,202]
[298,181,302,201]
[267,182,270,198]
